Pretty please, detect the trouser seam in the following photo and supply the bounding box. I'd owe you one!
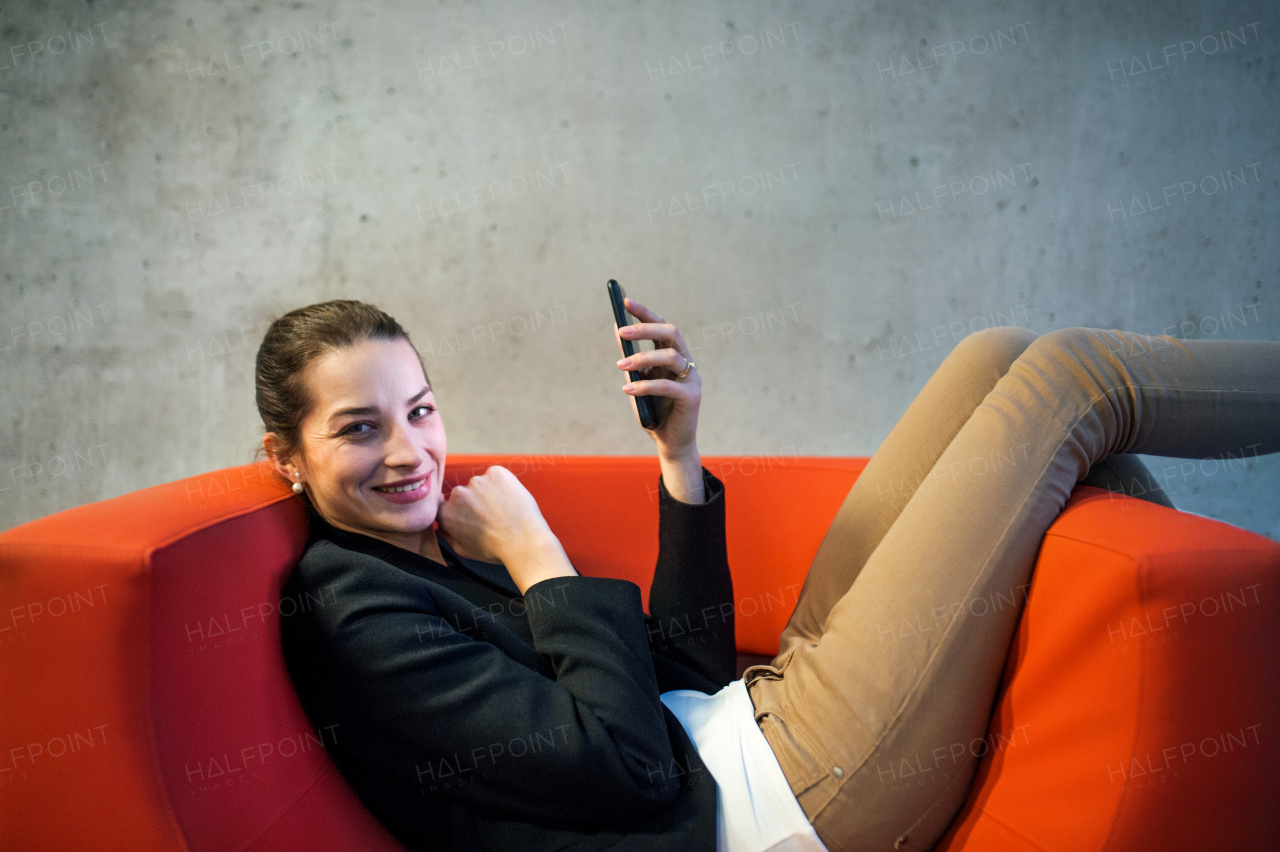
[895,751,980,848]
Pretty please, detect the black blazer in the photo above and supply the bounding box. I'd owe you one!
[279,466,737,851]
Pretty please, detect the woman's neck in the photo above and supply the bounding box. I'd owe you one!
[318,511,446,565]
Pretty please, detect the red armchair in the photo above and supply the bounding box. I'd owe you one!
[1,455,1277,850]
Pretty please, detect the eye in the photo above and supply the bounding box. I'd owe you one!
[410,404,437,419]
[339,422,373,437]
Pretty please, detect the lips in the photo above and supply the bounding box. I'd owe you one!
[371,474,433,505]
[373,478,428,494]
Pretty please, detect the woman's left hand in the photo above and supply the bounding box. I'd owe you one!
[614,296,701,458]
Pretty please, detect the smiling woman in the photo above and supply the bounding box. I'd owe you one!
[254,297,731,852]
[253,297,1280,852]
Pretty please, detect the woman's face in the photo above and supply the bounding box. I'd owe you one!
[288,336,446,544]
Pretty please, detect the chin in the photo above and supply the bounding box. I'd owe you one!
[377,501,439,532]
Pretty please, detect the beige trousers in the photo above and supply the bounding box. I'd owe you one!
[744,326,1280,851]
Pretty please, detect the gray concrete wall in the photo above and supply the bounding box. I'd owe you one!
[1,0,1276,540]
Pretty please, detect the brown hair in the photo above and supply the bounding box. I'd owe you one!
[253,300,431,474]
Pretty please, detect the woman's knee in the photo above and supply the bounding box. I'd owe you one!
[1019,326,1115,367]
[1013,327,1121,406]
[951,325,1039,375]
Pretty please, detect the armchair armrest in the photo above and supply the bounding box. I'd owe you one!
[938,486,1280,850]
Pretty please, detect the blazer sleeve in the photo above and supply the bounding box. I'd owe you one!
[645,466,737,689]
[295,543,682,826]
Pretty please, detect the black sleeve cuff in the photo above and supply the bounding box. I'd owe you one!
[657,466,724,509]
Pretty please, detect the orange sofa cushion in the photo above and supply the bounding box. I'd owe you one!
[935,487,1280,851]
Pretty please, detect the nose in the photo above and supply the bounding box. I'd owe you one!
[383,420,427,471]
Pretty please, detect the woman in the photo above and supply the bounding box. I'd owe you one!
[258,298,1278,852]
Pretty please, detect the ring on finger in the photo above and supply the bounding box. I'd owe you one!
[673,356,696,380]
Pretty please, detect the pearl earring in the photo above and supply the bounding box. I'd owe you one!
[292,474,304,494]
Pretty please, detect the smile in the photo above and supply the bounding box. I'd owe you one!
[373,479,428,494]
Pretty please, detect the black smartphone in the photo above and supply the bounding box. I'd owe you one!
[607,279,660,429]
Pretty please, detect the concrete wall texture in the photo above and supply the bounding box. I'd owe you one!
[1,0,1276,540]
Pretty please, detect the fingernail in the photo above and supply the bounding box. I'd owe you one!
[622,383,634,391]
[617,358,629,367]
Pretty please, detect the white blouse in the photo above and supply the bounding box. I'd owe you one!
[661,679,830,852]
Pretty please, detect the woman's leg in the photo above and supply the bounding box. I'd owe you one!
[778,328,1175,660]
[747,328,1280,852]
[777,327,1039,659]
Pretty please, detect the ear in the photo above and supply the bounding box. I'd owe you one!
[263,433,303,483]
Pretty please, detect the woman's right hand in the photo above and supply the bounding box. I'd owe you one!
[435,465,578,594]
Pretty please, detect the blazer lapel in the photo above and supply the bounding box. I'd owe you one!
[302,510,549,673]
[306,511,519,595]
[436,536,523,597]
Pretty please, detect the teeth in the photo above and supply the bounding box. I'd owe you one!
[376,479,426,494]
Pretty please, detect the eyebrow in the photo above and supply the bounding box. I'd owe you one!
[328,385,432,423]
